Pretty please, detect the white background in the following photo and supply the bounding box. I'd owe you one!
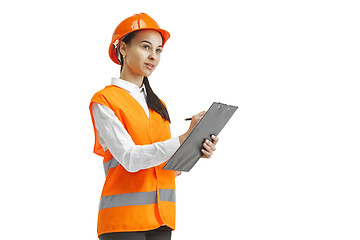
[0,0,359,239]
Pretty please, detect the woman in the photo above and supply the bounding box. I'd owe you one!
[89,13,219,240]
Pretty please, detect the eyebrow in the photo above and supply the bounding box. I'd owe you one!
[140,40,162,48]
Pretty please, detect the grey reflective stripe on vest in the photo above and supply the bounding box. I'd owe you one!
[103,158,119,176]
[99,189,176,210]
[159,189,176,202]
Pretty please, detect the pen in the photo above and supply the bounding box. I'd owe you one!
[184,118,192,121]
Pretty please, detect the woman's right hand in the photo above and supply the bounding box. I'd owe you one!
[179,111,206,144]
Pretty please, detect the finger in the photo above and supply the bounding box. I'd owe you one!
[201,148,212,158]
[211,135,219,145]
[204,139,216,151]
[202,142,214,158]
[203,140,212,152]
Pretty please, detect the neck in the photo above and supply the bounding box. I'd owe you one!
[120,66,144,87]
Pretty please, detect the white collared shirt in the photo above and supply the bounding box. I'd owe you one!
[92,78,180,173]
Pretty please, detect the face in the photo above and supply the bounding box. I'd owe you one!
[120,29,163,77]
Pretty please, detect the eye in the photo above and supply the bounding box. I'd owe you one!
[156,48,163,54]
[142,44,150,50]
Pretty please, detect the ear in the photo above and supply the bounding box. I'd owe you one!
[119,41,127,57]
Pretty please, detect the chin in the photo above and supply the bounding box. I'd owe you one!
[143,70,154,77]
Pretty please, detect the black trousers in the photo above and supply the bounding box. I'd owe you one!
[99,226,172,240]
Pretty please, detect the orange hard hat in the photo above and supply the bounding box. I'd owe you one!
[109,13,170,65]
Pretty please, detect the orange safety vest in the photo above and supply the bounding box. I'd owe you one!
[89,85,176,236]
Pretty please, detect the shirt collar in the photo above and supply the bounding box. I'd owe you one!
[111,77,147,96]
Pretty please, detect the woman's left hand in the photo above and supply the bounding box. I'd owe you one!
[175,135,219,177]
[201,135,219,158]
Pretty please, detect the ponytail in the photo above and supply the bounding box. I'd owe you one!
[143,76,171,123]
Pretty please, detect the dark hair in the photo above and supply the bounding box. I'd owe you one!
[115,31,171,123]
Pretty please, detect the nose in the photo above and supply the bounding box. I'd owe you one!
[148,50,157,61]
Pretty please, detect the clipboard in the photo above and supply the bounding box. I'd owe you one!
[163,102,238,172]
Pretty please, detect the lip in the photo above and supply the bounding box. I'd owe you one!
[145,63,155,70]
